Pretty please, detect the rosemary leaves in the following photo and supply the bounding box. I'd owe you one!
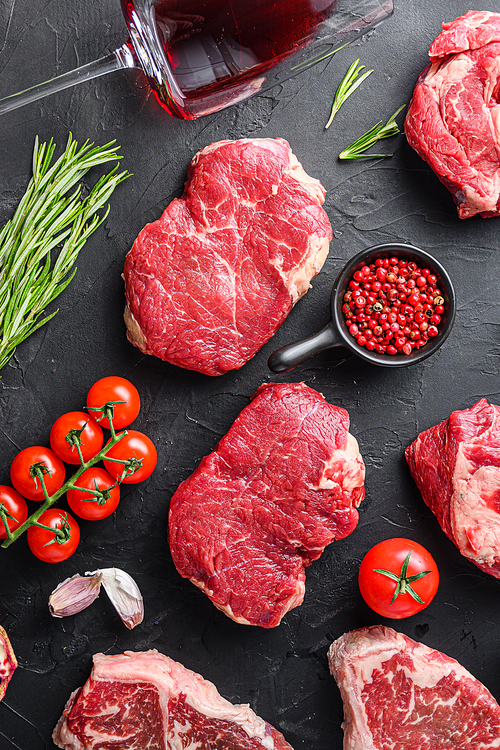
[339,105,406,159]
[0,135,128,370]
[325,59,374,129]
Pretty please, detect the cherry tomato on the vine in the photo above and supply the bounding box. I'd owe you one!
[27,509,80,562]
[358,538,439,619]
[67,467,120,520]
[50,411,104,464]
[86,377,140,429]
[10,446,65,502]
[0,486,28,539]
[103,430,157,484]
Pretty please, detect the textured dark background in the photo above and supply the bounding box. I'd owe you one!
[1,1,500,748]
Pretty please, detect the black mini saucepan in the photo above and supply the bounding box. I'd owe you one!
[268,243,456,373]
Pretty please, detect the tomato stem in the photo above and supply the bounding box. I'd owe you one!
[33,467,52,504]
[64,424,87,465]
[374,551,433,605]
[31,513,72,546]
[0,505,14,541]
[87,401,125,439]
[1,424,127,549]
[102,454,143,481]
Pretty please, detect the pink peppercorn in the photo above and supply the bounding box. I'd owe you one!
[343,256,444,356]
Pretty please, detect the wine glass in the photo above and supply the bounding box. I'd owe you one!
[0,0,393,120]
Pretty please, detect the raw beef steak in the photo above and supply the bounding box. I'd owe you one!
[405,11,500,219]
[53,650,293,750]
[123,138,332,376]
[406,399,500,578]
[168,382,365,628]
[328,625,500,750]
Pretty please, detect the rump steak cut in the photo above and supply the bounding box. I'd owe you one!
[406,399,500,578]
[328,625,500,750]
[53,650,294,750]
[405,11,500,219]
[123,138,332,376]
[168,382,365,628]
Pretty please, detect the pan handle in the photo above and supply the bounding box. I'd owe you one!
[268,322,344,373]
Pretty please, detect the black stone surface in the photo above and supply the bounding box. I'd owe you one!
[1,2,500,748]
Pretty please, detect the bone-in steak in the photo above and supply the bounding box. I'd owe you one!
[406,398,500,578]
[123,138,332,376]
[53,650,294,750]
[328,625,500,750]
[168,382,365,628]
[405,11,500,219]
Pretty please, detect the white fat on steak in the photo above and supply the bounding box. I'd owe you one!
[451,447,500,568]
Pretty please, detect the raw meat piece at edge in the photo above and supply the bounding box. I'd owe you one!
[405,11,500,219]
[328,625,500,750]
[53,650,294,750]
[406,399,500,578]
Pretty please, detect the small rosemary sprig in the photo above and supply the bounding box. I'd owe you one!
[291,41,349,72]
[0,134,129,370]
[325,59,374,129]
[339,105,406,159]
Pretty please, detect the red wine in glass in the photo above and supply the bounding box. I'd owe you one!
[0,0,393,119]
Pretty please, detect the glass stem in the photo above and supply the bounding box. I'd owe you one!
[0,43,137,116]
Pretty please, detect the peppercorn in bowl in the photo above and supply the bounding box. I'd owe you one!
[268,243,456,372]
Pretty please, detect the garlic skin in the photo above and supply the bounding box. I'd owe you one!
[49,573,102,618]
[94,568,144,630]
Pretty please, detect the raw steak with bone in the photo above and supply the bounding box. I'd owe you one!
[406,398,500,578]
[405,11,500,218]
[169,381,365,628]
[53,650,294,750]
[329,625,500,750]
[123,138,332,376]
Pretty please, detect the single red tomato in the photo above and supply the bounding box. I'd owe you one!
[0,486,28,539]
[66,467,120,520]
[103,430,157,484]
[358,538,439,619]
[86,377,140,430]
[27,509,80,562]
[50,411,104,464]
[10,446,65,502]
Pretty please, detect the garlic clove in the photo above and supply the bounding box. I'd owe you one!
[0,625,17,702]
[92,568,144,630]
[49,572,102,618]
[48,568,144,629]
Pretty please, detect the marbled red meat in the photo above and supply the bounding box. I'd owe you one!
[0,625,17,702]
[53,650,294,750]
[328,625,500,750]
[168,382,365,628]
[405,11,500,218]
[123,138,332,376]
[406,399,500,578]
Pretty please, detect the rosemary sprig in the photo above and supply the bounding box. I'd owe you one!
[0,134,129,370]
[339,105,406,159]
[291,41,349,72]
[325,59,374,129]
